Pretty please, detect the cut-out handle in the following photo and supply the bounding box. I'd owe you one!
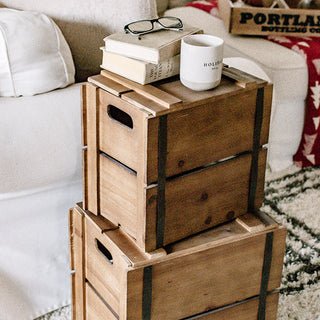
[107,105,133,129]
[96,239,113,265]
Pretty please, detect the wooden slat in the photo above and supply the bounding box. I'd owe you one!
[82,149,88,210]
[72,206,86,320]
[121,91,168,116]
[85,283,118,320]
[81,85,88,147]
[185,291,279,320]
[86,83,99,215]
[222,65,267,88]
[69,209,76,320]
[69,208,75,273]
[88,74,131,97]
[236,214,268,233]
[100,69,182,109]
[154,76,241,106]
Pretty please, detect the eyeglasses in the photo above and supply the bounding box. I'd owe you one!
[124,17,183,39]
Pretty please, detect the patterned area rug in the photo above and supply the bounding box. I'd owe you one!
[39,165,320,320]
[263,165,320,320]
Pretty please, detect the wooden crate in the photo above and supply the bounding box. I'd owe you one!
[218,0,320,37]
[70,203,286,320]
[82,68,272,251]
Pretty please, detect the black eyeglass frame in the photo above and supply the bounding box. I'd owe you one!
[124,17,183,39]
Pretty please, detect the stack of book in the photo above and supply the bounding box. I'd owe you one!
[100,24,203,85]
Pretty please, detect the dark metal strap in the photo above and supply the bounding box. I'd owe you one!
[248,87,264,212]
[156,115,167,249]
[101,226,119,234]
[142,265,153,320]
[258,231,274,320]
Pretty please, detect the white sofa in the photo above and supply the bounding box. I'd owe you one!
[0,1,158,319]
[0,0,308,319]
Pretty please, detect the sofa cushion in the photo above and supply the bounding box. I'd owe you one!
[0,8,75,97]
[0,0,158,81]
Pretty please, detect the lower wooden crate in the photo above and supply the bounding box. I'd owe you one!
[70,203,286,320]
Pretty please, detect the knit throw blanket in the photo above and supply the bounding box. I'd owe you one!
[187,0,320,168]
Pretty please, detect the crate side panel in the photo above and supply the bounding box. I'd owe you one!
[127,232,268,320]
[154,232,276,319]
[85,215,123,315]
[164,90,257,179]
[99,89,149,173]
[99,154,138,239]
[162,154,252,246]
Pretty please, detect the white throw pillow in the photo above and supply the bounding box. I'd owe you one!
[0,8,75,97]
[0,0,158,81]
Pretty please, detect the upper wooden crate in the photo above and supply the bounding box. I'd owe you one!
[83,68,272,184]
[70,203,286,320]
[82,68,272,251]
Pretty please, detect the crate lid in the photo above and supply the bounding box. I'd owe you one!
[88,66,268,117]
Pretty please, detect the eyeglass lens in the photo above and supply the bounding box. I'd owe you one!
[128,20,153,33]
[127,17,182,33]
[158,17,182,28]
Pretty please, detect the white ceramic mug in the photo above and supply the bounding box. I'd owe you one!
[180,34,224,91]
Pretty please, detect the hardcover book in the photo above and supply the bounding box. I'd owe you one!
[100,48,180,85]
[103,24,203,64]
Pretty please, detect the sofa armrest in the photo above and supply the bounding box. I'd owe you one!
[0,84,83,194]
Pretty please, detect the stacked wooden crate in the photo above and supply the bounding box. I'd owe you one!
[69,67,287,319]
